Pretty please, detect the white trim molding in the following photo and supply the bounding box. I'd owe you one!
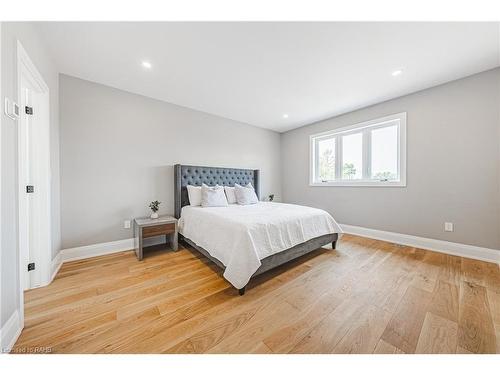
[61,238,136,263]
[0,21,3,350]
[60,236,165,263]
[341,224,500,264]
[50,252,63,283]
[1,310,22,353]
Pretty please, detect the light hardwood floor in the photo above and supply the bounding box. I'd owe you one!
[13,234,500,354]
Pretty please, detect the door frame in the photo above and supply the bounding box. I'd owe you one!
[0,22,3,344]
[16,41,52,326]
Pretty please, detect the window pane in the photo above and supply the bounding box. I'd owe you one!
[371,124,398,180]
[341,133,363,180]
[317,138,335,181]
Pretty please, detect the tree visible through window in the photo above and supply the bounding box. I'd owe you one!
[317,138,335,181]
[373,171,396,181]
[341,132,362,180]
[319,148,335,180]
[342,163,356,179]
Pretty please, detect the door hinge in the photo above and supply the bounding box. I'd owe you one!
[26,185,35,193]
[25,106,33,115]
[28,262,35,271]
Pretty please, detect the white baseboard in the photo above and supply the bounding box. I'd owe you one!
[60,236,165,263]
[50,252,63,283]
[340,224,500,264]
[61,238,135,262]
[1,309,22,353]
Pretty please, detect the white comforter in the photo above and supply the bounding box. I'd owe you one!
[179,202,342,289]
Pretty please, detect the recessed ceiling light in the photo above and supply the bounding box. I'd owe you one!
[141,61,152,69]
[282,114,289,119]
[392,69,403,77]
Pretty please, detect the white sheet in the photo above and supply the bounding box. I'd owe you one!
[179,202,342,289]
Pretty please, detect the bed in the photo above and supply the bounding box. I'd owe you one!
[174,164,342,295]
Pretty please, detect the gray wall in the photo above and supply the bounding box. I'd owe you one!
[1,23,61,326]
[281,68,500,250]
[59,75,282,249]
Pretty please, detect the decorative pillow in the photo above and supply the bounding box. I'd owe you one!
[224,186,237,204]
[187,185,202,206]
[201,184,228,207]
[234,183,259,205]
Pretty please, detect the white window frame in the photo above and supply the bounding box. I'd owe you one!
[310,112,407,187]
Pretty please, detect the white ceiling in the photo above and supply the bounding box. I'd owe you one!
[37,22,500,132]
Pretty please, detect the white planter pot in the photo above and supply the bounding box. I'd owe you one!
[150,212,159,219]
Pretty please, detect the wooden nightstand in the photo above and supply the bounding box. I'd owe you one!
[134,216,178,260]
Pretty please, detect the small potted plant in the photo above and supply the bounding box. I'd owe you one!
[268,194,275,202]
[149,200,161,219]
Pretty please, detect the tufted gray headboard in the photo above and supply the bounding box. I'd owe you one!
[174,164,260,218]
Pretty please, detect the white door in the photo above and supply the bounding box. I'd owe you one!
[19,77,42,289]
[17,41,52,332]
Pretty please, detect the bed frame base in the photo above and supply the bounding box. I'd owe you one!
[181,233,338,296]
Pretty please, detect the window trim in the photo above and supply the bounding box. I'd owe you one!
[309,112,407,187]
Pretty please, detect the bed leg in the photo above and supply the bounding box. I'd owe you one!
[332,241,337,250]
[238,287,246,296]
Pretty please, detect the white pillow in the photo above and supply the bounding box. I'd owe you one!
[186,185,202,206]
[201,184,228,207]
[224,186,237,204]
[234,183,259,205]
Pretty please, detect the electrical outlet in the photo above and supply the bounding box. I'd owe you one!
[444,222,453,232]
[124,220,131,229]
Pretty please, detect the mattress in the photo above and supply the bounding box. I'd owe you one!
[179,202,342,288]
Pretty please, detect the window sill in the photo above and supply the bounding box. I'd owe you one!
[309,181,406,187]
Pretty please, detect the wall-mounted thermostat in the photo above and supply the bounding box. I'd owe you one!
[4,97,20,120]
[13,102,20,118]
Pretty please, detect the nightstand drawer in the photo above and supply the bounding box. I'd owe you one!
[142,223,175,238]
